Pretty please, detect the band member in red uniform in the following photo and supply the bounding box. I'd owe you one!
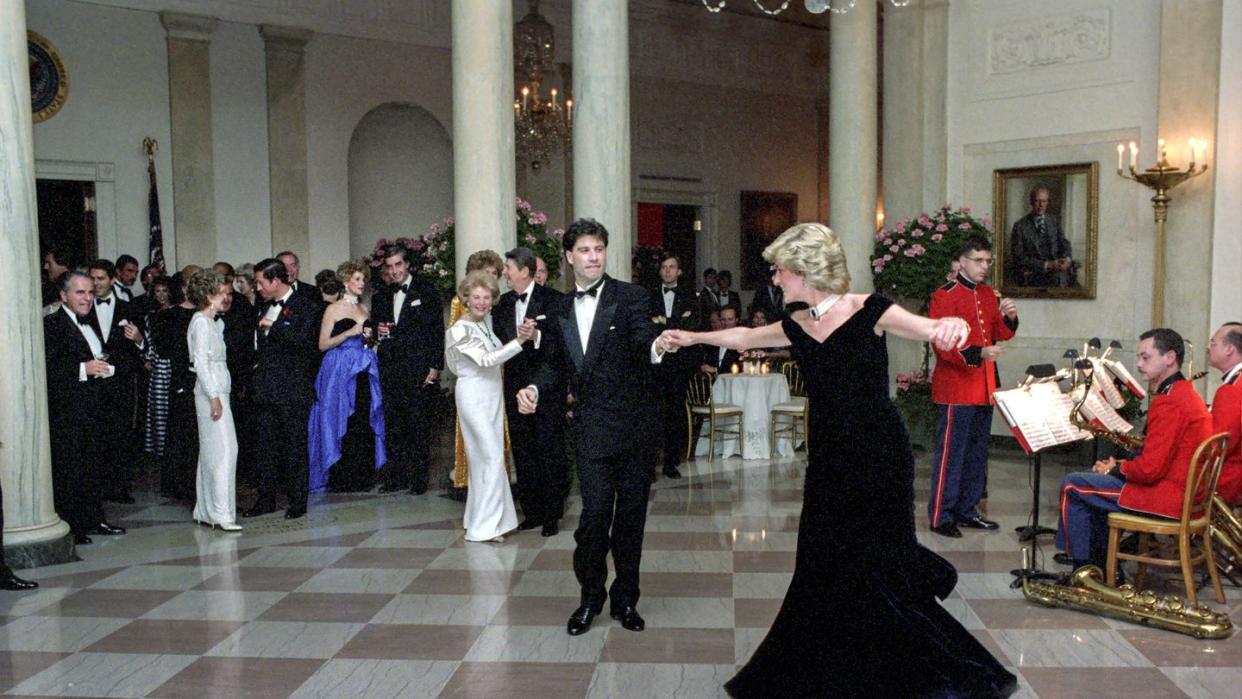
[1207,322,1242,504]
[1054,329,1213,568]
[928,236,1018,537]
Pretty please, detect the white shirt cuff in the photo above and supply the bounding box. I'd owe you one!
[79,362,88,382]
[650,338,666,364]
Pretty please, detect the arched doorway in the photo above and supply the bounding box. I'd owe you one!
[347,103,453,259]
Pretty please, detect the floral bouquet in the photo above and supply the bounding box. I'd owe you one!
[870,206,994,305]
[515,198,564,284]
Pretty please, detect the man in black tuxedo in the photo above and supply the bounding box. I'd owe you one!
[88,259,146,504]
[129,263,162,318]
[700,305,743,377]
[113,254,140,303]
[43,271,128,544]
[372,243,444,494]
[519,218,678,636]
[244,258,322,519]
[495,247,567,536]
[277,251,322,304]
[749,278,785,321]
[651,252,700,479]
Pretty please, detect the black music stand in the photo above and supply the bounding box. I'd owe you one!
[1015,448,1057,541]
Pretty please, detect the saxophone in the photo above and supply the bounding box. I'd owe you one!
[1069,367,1145,451]
[1212,494,1242,582]
[1022,565,1234,639]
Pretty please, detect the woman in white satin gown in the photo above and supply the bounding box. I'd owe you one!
[446,270,536,542]
[186,271,241,531]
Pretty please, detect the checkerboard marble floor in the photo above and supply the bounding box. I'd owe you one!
[3,446,1239,698]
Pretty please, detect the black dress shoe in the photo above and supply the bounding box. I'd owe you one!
[73,533,93,545]
[566,605,600,636]
[518,519,541,531]
[957,516,999,531]
[610,605,646,632]
[0,570,38,591]
[242,504,276,518]
[89,522,126,536]
[284,506,306,520]
[1053,552,1076,566]
[541,522,559,537]
[662,466,682,479]
[931,522,962,538]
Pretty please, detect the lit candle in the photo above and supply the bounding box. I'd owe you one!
[550,87,558,109]
[566,99,573,123]
[1116,143,1124,171]
[521,86,529,110]
[514,100,520,118]
[1129,141,1138,169]
[1158,138,1166,161]
[1188,138,1196,169]
[1196,139,1207,166]
[731,363,740,374]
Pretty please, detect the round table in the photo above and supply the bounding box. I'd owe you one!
[695,373,798,460]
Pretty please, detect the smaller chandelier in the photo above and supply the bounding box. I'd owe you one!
[702,0,911,15]
[514,0,571,170]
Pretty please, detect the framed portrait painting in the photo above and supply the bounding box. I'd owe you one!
[992,162,1098,299]
[739,191,797,291]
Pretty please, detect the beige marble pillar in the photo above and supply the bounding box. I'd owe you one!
[161,12,218,270]
[1,0,73,565]
[450,0,516,278]
[573,0,631,281]
[261,25,312,265]
[1155,0,1221,338]
[829,0,879,292]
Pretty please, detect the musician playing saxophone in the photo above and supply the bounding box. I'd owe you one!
[1207,322,1242,505]
[1055,329,1212,569]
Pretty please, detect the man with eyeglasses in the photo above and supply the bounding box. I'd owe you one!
[927,236,1019,537]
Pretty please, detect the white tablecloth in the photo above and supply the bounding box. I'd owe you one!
[695,373,796,460]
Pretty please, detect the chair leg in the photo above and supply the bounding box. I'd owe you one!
[1180,532,1197,605]
[685,409,693,464]
[708,420,715,463]
[769,415,776,461]
[1136,534,1151,589]
[1202,532,1227,604]
[1106,526,1120,587]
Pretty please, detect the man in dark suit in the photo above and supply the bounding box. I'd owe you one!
[749,278,786,321]
[700,305,743,377]
[243,258,322,519]
[129,263,162,318]
[43,271,128,544]
[651,252,700,479]
[495,247,567,536]
[519,218,677,636]
[1009,185,1075,287]
[113,254,140,303]
[276,251,323,304]
[87,259,146,504]
[213,263,257,483]
[372,243,444,494]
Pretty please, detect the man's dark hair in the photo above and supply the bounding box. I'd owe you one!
[957,235,993,258]
[88,258,116,279]
[115,254,139,269]
[505,247,539,276]
[717,270,732,284]
[44,247,75,269]
[719,306,738,320]
[275,250,299,264]
[254,258,290,284]
[379,243,410,265]
[1220,322,1242,355]
[1140,328,1186,367]
[214,261,236,276]
[660,251,681,267]
[57,270,90,293]
[703,267,717,278]
[562,218,609,253]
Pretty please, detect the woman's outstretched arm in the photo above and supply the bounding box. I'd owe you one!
[876,304,970,351]
[666,321,790,352]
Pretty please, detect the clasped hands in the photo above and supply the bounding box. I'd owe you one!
[1092,457,1118,475]
[517,318,538,343]
[1044,257,1073,273]
[930,318,971,351]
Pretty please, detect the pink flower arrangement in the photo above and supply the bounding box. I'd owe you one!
[935,223,948,232]
[870,205,994,303]
[529,211,548,225]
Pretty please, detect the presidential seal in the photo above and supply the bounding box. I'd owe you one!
[28,31,69,123]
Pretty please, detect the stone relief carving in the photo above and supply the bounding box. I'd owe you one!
[989,8,1111,75]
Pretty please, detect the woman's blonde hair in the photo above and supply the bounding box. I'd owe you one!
[762,222,850,295]
[465,249,503,275]
[336,259,371,284]
[458,269,500,303]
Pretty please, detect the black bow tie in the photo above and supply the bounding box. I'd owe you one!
[398,283,410,294]
[575,282,601,300]
[77,314,92,326]
[516,292,529,304]
[663,286,677,294]
[97,297,111,306]
[272,299,285,308]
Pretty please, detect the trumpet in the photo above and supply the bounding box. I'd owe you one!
[1212,494,1242,583]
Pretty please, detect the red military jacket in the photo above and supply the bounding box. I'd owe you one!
[1118,375,1213,519]
[929,274,1017,405]
[1211,364,1242,504]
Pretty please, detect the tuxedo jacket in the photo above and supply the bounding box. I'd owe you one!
[371,277,445,398]
[43,308,108,434]
[290,279,322,305]
[252,291,322,406]
[493,283,565,406]
[749,285,786,320]
[700,344,742,374]
[649,285,700,373]
[532,275,663,460]
[222,291,256,392]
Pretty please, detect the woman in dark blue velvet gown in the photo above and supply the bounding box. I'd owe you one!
[669,223,1016,699]
[308,262,386,494]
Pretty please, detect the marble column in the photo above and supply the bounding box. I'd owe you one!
[1,0,73,566]
[261,25,313,265]
[161,12,218,270]
[573,0,631,281]
[451,0,516,278]
[829,0,879,291]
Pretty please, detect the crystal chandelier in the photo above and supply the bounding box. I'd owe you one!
[701,0,911,15]
[514,0,571,170]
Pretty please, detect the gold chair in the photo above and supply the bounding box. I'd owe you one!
[1105,432,1230,605]
[769,361,808,459]
[685,372,742,463]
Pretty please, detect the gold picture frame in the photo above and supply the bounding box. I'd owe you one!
[992,161,1098,299]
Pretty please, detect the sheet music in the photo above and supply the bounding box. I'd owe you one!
[993,383,1092,454]
[1101,358,1147,399]
[1087,358,1127,409]
[1071,385,1134,434]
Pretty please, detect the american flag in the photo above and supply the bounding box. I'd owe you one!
[147,156,166,272]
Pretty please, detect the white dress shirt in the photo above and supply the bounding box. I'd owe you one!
[113,281,134,302]
[662,285,676,318]
[394,275,411,324]
[94,294,116,342]
[65,306,104,381]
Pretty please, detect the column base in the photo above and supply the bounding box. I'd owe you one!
[4,521,77,570]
